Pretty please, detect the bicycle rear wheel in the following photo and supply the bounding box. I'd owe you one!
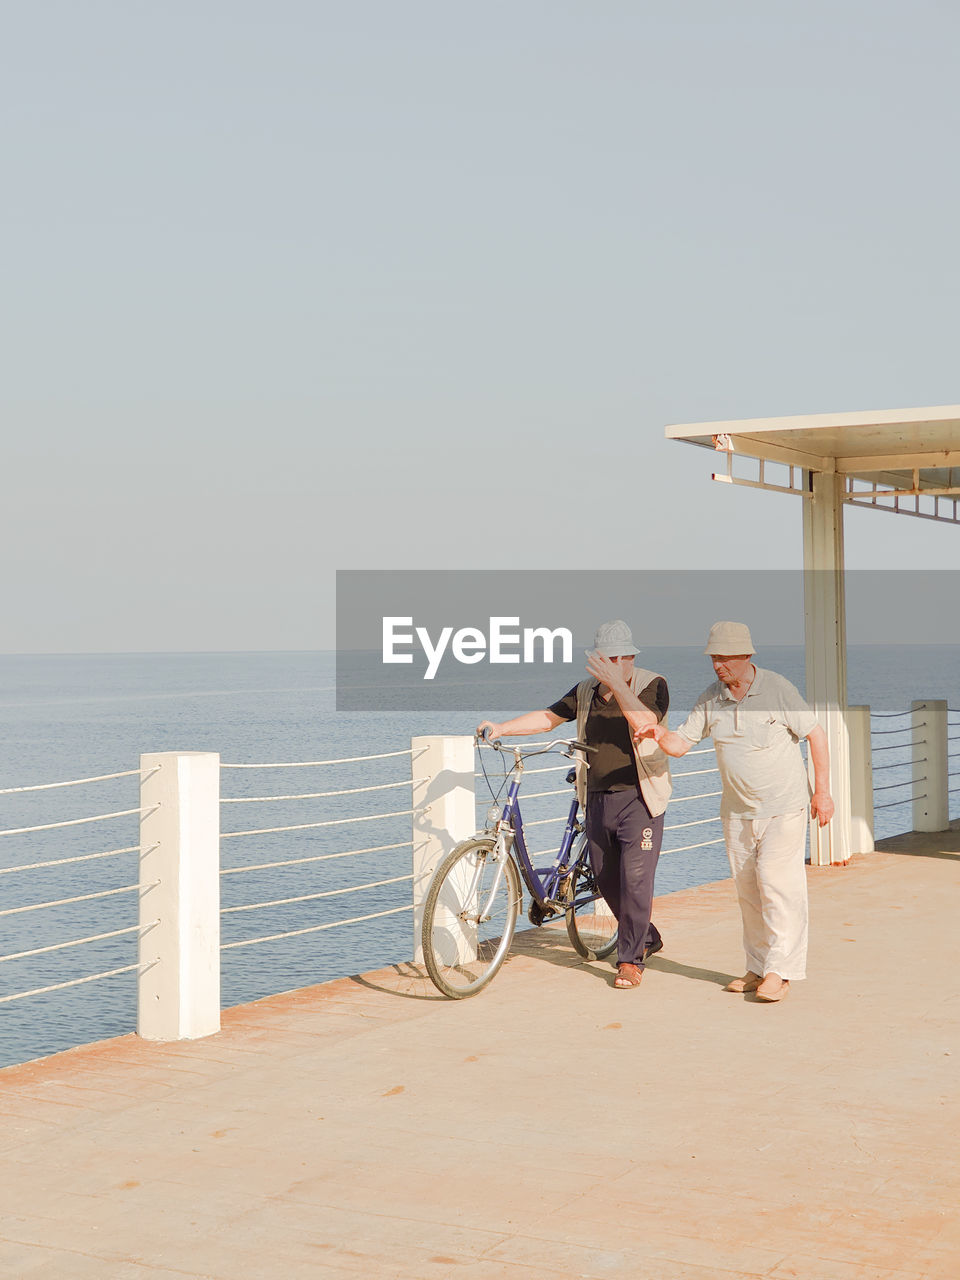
[565,839,618,961]
[421,837,521,998]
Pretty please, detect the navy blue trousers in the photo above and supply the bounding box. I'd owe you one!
[585,787,664,967]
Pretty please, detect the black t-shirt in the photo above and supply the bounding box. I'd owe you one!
[548,677,669,791]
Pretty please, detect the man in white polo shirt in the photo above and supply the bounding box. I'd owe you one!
[593,621,833,1003]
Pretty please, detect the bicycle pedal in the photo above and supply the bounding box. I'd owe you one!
[527,901,547,926]
[528,898,565,926]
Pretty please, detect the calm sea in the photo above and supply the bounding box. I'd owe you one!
[1,647,957,1068]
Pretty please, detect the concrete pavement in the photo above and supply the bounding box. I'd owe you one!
[2,836,958,1279]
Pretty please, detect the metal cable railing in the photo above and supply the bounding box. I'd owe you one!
[220,839,412,877]
[219,750,421,955]
[0,803,157,838]
[873,777,927,793]
[221,809,422,839]
[664,836,726,854]
[220,904,413,952]
[0,844,142,876]
[0,768,145,795]
[0,765,148,1015]
[875,794,927,810]
[0,881,156,917]
[221,779,413,804]
[221,874,415,915]
[664,759,722,852]
[869,708,936,827]
[0,960,159,1006]
[0,921,157,966]
[950,712,960,800]
[669,789,723,803]
[220,749,418,769]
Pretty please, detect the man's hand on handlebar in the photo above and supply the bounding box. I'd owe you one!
[476,721,502,744]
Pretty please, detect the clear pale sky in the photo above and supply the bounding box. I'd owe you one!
[3,1,958,653]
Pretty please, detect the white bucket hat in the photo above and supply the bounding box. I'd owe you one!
[592,619,640,657]
[704,621,755,656]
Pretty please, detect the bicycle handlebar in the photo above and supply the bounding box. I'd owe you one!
[477,732,595,759]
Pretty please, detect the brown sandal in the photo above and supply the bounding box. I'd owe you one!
[614,963,643,989]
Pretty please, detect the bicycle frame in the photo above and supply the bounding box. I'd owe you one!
[483,742,584,912]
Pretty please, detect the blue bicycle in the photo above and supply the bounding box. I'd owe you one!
[421,732,617,998]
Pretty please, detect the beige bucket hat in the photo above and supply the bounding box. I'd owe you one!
[704,621,755,656]
[592,619,641,657]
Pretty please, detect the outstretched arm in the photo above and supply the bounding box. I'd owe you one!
[476,710,565,740]
[806,724,834,826]
[636,723,694,758]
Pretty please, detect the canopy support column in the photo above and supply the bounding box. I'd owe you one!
[802,470,852,865]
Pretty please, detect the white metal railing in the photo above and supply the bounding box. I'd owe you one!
[664,747,724,853]
[6,708,953,1056]
[0,767,152,1008]
[0,768,143,794]
[665,747,727,855]
[218,748,421,963]
[949,708,960,801]
[870,711,926,812]
[221,749,417,769]
[508,743,726,860]
[0,844,140,875]
[869,702,954,831]
[219,840,412,876]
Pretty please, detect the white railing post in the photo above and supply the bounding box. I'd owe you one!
[846,705,874,855]
[138,752,221,1041]
[411,736,475,963]
[913,700,948,832]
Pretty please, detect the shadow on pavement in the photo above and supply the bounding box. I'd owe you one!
[644,956,731,987]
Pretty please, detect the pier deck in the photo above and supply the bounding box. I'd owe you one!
[2,835,958,1280]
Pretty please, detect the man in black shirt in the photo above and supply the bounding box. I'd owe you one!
[478,620,671,989]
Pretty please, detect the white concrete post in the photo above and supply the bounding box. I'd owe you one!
[846,705,874,855]
[802,469,851,865]
[912,700,948,832]
[138,752,221,1041]
[411,736,475,964]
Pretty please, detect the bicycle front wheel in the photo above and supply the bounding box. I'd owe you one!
[421,837,521,999]
[565,839,618,961]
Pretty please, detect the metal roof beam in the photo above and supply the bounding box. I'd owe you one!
[711,433,832,473]
[837,449,960,473]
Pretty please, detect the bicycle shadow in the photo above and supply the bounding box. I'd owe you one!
[349,962,450,1002]
[347,929,732,1001]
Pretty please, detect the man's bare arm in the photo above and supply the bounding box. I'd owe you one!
[476,711,565,740]
[636,723,694,758]
[805,724,834,826]
[585,651,660,734]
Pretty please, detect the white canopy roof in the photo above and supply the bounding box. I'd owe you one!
[666,404,960,496]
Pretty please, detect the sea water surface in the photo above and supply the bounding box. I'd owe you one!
[1,647,957,1068]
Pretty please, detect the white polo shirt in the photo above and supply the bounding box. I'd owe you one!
[676,666,819,818]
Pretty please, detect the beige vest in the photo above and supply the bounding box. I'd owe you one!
[575,667,673,818]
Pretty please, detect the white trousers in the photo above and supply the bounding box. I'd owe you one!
[722,808,808,982]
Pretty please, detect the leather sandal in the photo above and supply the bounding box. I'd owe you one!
[755,974,789,1002]
[724,971,761,993]
[614,963,643,989]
